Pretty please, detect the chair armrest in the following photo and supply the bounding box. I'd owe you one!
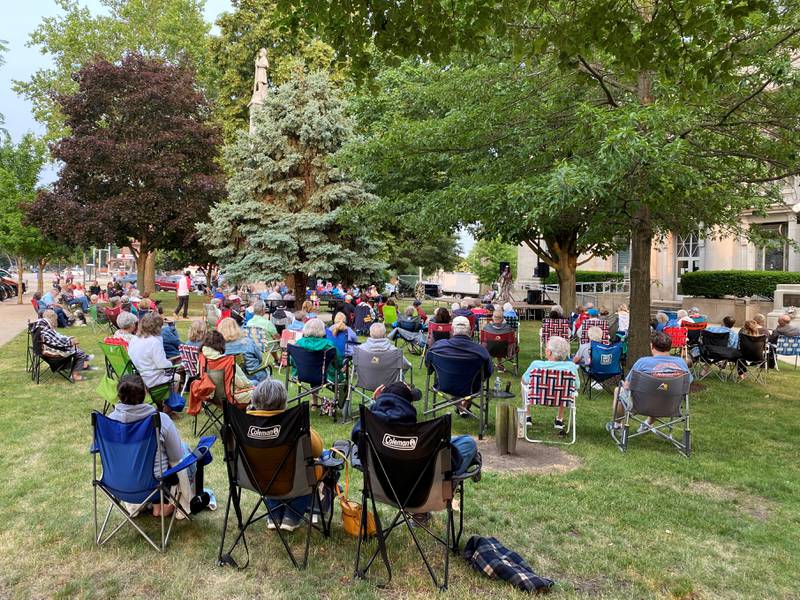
[161,435,217,479]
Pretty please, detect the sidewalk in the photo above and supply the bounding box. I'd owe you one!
[0,297,34,348]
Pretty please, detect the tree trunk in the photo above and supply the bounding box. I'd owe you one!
[16,256,24,304]
[37,258,46,294]
[554,251,577,314]
[144,251,156,295]
[293,271,308,305]
[628,204,653,363]
[134,247,147,289]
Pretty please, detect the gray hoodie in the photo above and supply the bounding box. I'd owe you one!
[108,403,184,478]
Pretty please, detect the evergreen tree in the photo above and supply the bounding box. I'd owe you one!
[199,72,385,298]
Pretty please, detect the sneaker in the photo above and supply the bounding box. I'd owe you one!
[267,517,278,530]
[280,515,303,532]
[553,419,565,431]
[605,421,621,432]
[637,422,651,434]
[86,354,95,362]
[410,512,431,528]
[591,381,603,390]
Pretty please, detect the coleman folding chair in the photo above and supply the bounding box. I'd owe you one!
[217,402,339,570]
[522,368,578,445]
[30,329,78,385]
[286,345,346,419]
[178,344,201,395]
[347,345,411,419]
[774,335,800,369]
[581,341,624,399]
[194,352,241,437]
[696,330,739,381]
[353,406,481,591]
[392,319,425,355]
[424,349,490,439]
[418,322,452,368]
[539,318,571,357]
[664,326,688,361]
[608,371,691,457]
[479,329,519,375]
[92,411,216,552]
[242,325,280,360]
[578,318,610,345]
[737,333,768,384]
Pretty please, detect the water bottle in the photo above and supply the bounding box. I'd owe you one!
[494,376,501,395]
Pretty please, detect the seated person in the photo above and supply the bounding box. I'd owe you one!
[521,335,579,432]
[431,306,451,324]
[608,331,691,433]
[572,305,588,333]
[412,299,428,324]
[89,280,102,297]
[248,301,279,338]
[769,314,800,344]
[185,319,208,348]
[390,306,420,332]
[426,316,493,416]
[688,307,707,323]
[707,316,739,348]
[31,310,92,381]
[217,317,267,382]
[61,284,90,312]
[359,322,412,372]
[301,300,318,320]
[753,313,770,337]
[288,311,306,332]
[33,291,71,327]
[161,319,182,361]
[201,331,253,405]
[503,302,518,320]
[108,374,206,517]
[653,311,669,333]
[326,312,358,357]
[452,301,474,321]
[128,314,177,393]
[294,318,343,413]
[137,291,156,312]
[482,309,512,336]
[572,325,604,366]
[111,311,138,345]
[673,309,693,327]
[245,378,324,530]
[616,304,629,335]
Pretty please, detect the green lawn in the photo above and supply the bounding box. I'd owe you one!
[0,296,798,599]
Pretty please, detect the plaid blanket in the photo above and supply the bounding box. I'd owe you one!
[463,535,554,593]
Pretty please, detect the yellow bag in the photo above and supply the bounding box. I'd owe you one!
[331,448,377,538]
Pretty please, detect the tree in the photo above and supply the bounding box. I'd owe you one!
[198,72,386,300]
[466,238,517,286]
[13,0,216,139]
[27,53,224,294]
[0,134,66,299]
[280,0,800,361]
[210,0,341,138]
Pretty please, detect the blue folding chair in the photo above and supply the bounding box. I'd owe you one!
[91,411,216,552]
[285,345,346,419]
[581,341,624,399]
[424,349,490,439]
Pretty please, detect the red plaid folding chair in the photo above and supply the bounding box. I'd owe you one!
[418,322,452,368]
[522,368,577,445]
[178,343,201,395]
[278,329,302,372]
[479,329,519,375]
[664,327,688,361]
[539,318,571,357]
[579,318,610,345]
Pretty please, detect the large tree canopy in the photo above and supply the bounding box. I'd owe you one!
[28,53,224,293]
[199,72,385,299]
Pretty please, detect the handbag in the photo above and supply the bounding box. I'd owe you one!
[330,448,376,538]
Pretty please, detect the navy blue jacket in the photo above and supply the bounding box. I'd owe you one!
[161,325,181,360]
[425,334,494,380]
[351,392,416,441]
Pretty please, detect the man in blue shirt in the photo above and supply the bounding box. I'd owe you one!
[706,316,738,348]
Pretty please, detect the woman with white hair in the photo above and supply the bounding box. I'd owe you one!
[521,335,579,432]
[573,326,604,366]
[653,312,669,332]
[293,318,342,412]
[112,311,138,344]
[31,309,93,381]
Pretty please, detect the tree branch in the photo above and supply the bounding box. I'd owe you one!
[577,55,619,107]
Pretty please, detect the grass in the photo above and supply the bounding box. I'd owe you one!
[0,293,799,599]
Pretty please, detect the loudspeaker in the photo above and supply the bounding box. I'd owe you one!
[534,262,550,279]
[527,289,542,305]
[499,261,510,276]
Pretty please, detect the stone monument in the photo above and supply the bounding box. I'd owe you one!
[249,48,270,133]
[767,284,800,329]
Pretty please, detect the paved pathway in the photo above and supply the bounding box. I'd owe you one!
[0,297,34,348]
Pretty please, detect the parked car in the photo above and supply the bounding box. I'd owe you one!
[115,273,138,286]
[154,274,182,292]
[0,269,25,300]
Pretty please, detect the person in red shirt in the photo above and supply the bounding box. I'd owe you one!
[412,299,428,324]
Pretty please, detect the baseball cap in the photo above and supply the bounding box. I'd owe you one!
[587,308,599,316]
[452,316,470,328]
[381,381,422,403]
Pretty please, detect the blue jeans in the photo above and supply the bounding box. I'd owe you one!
[267,494,311,523]
[53,307,70,328]
[451,435,478,476]
[67,297,89,312]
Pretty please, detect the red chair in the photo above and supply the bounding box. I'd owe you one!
[419,322,452,368]
[578,318,610,345]
[479,329,519,375]
[539,317,571,357]
[522,368,578,445]
[664,327,688,360]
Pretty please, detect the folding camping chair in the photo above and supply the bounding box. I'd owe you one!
[88,304,107,335]
[683,321,707,358]
[539,317,571,358]
[737,333,768,384]
[347,345,411,419]
[696,330,739,381]
[242,325,280,358]
[30,329,78,385]
[424,349,491,439]
[418,322,452,369]
[217,402,339,570]
[353,406,482,591]
[232,349,272,382]
[664,326,688,361]
[104,307,120,335]
[178,344,201,395]
[774,335,800,368]
[286,345,346,420]
[97,341,137,413]
[193,352,240,437]
[581,341,624,399]
[392,319,425,355]
[578,318,610,345]
[522,368,577,445]
[382,304,398,327]
[92,411,216,552]
[26,320,35,375]
[608,371,691,457]
[479,329,519,375]
[353,303,375,336]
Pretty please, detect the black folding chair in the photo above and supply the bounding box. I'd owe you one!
[737,333,768,384]
[353,406,481,591]
[393,319,424,355]
[285,345,346,420]
[696,330,739,381]
[217,402,339,570]
[609,371,691,457]
[30,330,78,384]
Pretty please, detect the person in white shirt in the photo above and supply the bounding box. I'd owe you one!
[128,313,176,390]
[173,270,192,319]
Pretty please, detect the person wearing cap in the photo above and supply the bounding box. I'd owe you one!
[425,315,493,415]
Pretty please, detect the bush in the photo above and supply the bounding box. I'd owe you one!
[678,270,800,299]
[543,270,624,285]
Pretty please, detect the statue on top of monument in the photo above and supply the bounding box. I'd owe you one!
[251,48,270,104]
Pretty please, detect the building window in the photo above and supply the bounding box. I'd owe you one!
[755,223,788,271]
[676,231,702,279]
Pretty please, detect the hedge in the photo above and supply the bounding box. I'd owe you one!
[543,270,624,285]
[678,270,800,299]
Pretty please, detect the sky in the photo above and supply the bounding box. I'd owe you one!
[0,0,474,255]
